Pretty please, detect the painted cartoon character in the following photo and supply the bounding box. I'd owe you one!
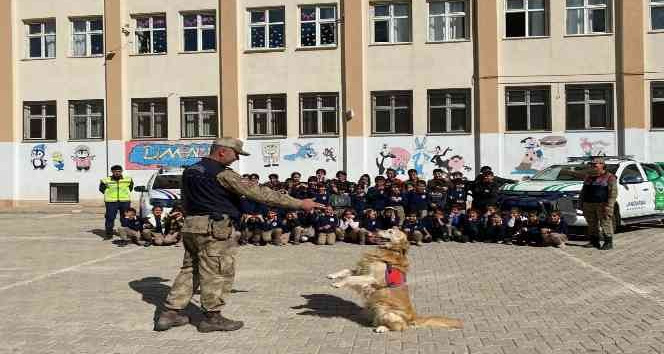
[72,145,95,171]
[447,155,472,174]
[411,137,431,176]
[376,144,396,175]
[31,144,47,170]
[430,145,452,169]
[323,147,337,162]
[52,152,65,171]
[580,138,610,157]
[284,143,317,161]
[513,137,543,173]
[389,147,411,175]
[262,143,280,167]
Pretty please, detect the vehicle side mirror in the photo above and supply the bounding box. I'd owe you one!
[522,176,531,181]
[134,186,147,192]
[620,176,643,185]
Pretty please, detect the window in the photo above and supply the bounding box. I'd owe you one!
[69,100,104,140]
[428,89,471,133]
[428,1,467,41]
[71,17,103,57]
[248,95,287,137]
[182,13,216,52]
[132,99,168,139]
[620,164,644,183]
[505,0,546,37]
[24,101,57,140]
[506,87,550,131]
[566,85,613,130]
[248,8,285,49]
[50,183,79,203]
[300,5,337,47]
[181,97,218,138]
[300,93,338,136]
[653,83,664,129]
[372,91,412,134]
[26,19,56,58]
[134,15,167,54]
[566,0,611,35]
[372,3,411,43]
[652,0,664,31]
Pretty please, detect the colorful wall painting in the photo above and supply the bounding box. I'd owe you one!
[261,143,280,167]
[72,145,95,171]
[512,136,567,175]
[283,143,318,161]
[580,138,610,157]
[52,151,65,171]
[125,141,212,170]
[30,144,47,170]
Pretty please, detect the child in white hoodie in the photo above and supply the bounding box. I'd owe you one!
[338,208,360,243]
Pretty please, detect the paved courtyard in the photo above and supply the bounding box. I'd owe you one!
[2,213,664,354]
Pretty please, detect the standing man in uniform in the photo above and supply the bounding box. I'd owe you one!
[154,138,323,333]
[99,165,133,240]
[580,157,617,250]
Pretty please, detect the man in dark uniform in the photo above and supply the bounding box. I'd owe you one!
[580,157,617,250]
[154,138,322,333]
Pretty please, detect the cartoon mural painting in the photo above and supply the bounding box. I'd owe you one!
[511,136,567,175]
[72,145,95,171]
[261,143,280,167]
[580,138,610,157]
[430,146,453,170]
[284,143,318,161]
[52,152,65,171]
[30,144,47,170]
[375,143,411,175]
[125,141,212,170]
[411,137,431,176]
[323,147,337,162]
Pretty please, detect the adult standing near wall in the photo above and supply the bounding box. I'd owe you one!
[99,165,133,239]
[154,138,323,333]
[580,157,617,250]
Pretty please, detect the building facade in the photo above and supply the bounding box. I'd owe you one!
[0,0,663,206]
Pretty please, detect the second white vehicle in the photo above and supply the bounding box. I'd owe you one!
[134,168,184,218]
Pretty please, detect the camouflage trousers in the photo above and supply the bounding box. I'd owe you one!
[583,202,614,238]
[165,216,237,313]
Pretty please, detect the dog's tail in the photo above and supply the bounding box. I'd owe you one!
[412,315,463,329]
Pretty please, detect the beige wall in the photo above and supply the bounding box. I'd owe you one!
[0,0,13,142]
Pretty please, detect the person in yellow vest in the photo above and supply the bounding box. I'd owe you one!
[99,165,134,239]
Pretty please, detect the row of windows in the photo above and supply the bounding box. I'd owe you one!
[21,83,664,141]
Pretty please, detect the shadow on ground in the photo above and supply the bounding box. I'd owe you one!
[128,276,205,327]
[292,293,369,327]
[88,229,108,240]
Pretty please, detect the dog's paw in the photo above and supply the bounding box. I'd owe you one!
[326,274,338,280]
[374,326,389,333]
[331,281,344,288]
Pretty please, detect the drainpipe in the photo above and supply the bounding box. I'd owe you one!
[339,0,348,173]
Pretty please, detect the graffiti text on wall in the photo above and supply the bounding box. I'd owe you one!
[125,141,212,170]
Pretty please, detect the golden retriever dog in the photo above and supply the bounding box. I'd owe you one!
[327,228,463,333]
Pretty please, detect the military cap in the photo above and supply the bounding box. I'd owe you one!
[213,137,250,156]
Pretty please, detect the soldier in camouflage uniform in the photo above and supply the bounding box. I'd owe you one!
[580,157,618,250]
[154,138,322,333]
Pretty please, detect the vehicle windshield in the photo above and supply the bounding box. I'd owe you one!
[530,164,618,181]
[152,175,182,189]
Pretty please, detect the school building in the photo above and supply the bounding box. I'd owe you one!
[0,0,663,207]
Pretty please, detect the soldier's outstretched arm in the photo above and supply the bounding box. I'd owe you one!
[217,170,322,211]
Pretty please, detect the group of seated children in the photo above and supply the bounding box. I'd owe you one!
[116,206,185,247]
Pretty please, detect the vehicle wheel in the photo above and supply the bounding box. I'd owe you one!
[613,205,622,234]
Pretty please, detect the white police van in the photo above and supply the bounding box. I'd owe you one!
[134,168,183,218]
[498,156,664,232]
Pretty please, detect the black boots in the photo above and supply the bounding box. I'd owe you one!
[583,236,601,249]
[154,309,190,331]
[197,311,244,333]
[601,236,613,250]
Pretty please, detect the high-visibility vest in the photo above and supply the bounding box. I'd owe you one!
[102,177,133,202]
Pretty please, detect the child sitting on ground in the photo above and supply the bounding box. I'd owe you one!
[401,211,425,246]
[380,207,400,229]
[141,205,166,247]
[359,209,382,245]
[406,180,429,219]
[522,211,543,246]
[426,207,450,242]
[282,211,303,245]
[462,209,482,243]
[315,205,341,245]
[541,210,569,248]
[338,208,360,243]
[117,208,144,246]
[159,206,184,246]
[504,207,525,245]
[484,213,505,243]
[263,210,286,246]
[448,204,465,242]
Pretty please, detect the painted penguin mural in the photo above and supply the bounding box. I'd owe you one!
[31,144,47,170]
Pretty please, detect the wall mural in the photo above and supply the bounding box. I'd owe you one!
[322,147,337,162]
[52,152,65,171]
[72,145,95,171]
[30,144,47,170]
[411,137,431,175]
[580,137,610,157]
[261,142,280,167]
[375,138,471,177]
[376,144,411,175]
[284,143,318,161]
[125,141,212,170]
[512,136,567,175]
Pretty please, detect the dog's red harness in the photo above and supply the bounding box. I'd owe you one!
[385,265,406,288]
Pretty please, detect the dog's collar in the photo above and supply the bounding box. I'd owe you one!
[385,265,406,288]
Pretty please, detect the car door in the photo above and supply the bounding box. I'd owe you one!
[618,163,649,218]
[641,163,663,214]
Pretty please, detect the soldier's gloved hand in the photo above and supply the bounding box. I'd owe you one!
[601,203,612,217]
[301,199,325,211]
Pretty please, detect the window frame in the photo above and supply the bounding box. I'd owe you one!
[25,19,56,59]
[299,5,338,48]
[70,17,104,57]
[247,7,286,50]
[565,0,612,36]
[504,0,548,38]
[247,94,287,138]
[23,101,57,141]
[180,96,219,139]
[427,89,472,134]
[505,87,551,132]
[50,183,80,204]
[69,100,104,140]
[427,0,469,42]
[371,2,412,44]
[131,98,168,139]
[181,11,217,52]
[299,93,339,137]
[652,82,664,129]
[651,0,664,32]
[371,91,413,135]
[133,14,168,55]
[565,84,614,131]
